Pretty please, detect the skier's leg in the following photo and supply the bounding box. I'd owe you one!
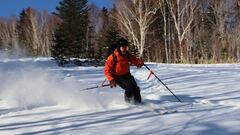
[128,77,142,104]
[124,91,133,103]
[115,78,134,103]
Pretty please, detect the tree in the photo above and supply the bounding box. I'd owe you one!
[158,0,169,62]
[17,8,40,56]
[38,11,59,56]
[51,0,89,64]
[204,0,238,62]
[0,16,18,55]
[95,7,120,64]
[167,0,198,62]
[113,0,159,57]
[95,7,110,60]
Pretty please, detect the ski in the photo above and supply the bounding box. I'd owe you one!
[129,102,177,115]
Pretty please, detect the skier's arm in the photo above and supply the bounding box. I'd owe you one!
[104,55,115,81]
[128,53,144,68]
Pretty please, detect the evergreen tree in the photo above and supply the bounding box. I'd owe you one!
[17,8,38,56]
[104,27,120,57]
[96,7,120,63]
[51,0,89,65]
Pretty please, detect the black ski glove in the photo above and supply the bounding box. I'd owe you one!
[110,79,116,88]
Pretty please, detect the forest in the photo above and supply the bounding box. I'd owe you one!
[0,0,240,64]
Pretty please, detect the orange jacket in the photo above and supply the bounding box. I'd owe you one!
[104,49,143,81]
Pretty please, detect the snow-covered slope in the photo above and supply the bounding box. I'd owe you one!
[0,58,240,135]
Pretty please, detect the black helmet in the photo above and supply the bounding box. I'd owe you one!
[118,38,129,47]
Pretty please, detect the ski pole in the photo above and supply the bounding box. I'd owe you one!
[143,64,182,103]
[79,84,110,91]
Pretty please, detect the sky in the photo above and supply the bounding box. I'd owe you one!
[0,0,112,17]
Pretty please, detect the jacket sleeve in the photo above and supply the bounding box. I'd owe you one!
[104,55,115,81]
[128,53,142,67]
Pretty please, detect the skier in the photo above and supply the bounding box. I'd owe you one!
[104,38,144,104]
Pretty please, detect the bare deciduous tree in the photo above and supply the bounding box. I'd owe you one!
[0,16,19,54]
[159,0,170,62]
[17,8,58,56]
[113,0,159,57]
[167,0,198,62]
[38,11,59,56]
[207,0,235,62]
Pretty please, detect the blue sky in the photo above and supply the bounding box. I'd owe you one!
[0,0,112,17]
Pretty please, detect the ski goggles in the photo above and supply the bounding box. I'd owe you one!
[120,45,129,52]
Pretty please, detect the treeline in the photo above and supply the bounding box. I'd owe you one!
[0,8,59,57]
[0,0,240,64]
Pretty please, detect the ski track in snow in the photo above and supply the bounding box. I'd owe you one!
[0,58,240,135]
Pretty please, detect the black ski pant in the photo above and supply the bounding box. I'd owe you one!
[114,73,142,103]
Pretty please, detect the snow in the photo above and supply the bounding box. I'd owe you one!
[0,58,240,135]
